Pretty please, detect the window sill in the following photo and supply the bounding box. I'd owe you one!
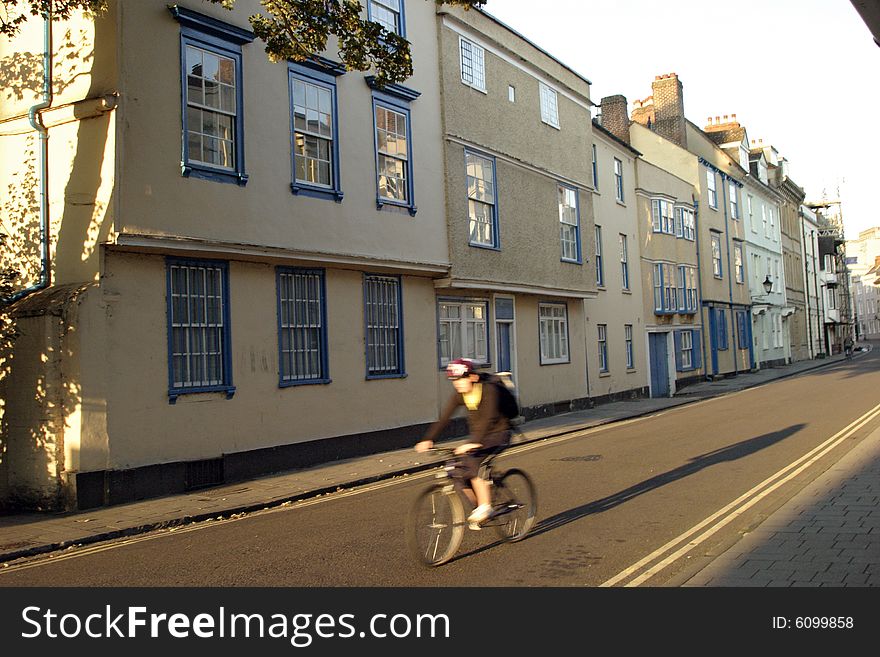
[377,198,417,217]
[541,120,561,130]
[616,200,626,207]
[596,285,606,291]
[291,183,344,203]
[169,385,236,404]
[626,368,637,373]
[182,164,248,186]
[540,359,571,366]
[598,371,611,378]
[561,258,582,265]
[280,378,332,388]
[469,242,501,251]
[366,372,408,380]
[462,81,488,95]
[622,289,632,295]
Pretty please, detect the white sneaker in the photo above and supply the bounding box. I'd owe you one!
[467,503,493,530]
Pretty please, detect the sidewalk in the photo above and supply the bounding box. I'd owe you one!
[0,349,870,570]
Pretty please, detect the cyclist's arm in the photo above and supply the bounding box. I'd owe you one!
[421,393,463,445]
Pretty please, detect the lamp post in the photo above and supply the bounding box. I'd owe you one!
[762,275,773,296]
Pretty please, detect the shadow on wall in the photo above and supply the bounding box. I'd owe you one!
[1,16,113,512]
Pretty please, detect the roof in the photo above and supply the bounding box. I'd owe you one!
[705,127,746,146]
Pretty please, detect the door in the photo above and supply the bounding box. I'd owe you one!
[649,332,669,398]
[494,296,515,380]
[497,322,512,373]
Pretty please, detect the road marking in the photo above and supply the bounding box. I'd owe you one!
[601,401,880,587]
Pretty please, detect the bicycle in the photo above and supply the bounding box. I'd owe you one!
[406,446,537,567]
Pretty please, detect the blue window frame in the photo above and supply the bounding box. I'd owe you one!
[734,241,745,284]
[591,144,598,190]
[364,274,405,378]
[595,225,604,286]
[277,268,329,386]
[166,257,234,403]
[620,233,629,290]
[653,262,677,315]
[559,184,581,263]
[614,158,625,202]
[597,324,608,372]
[466,150,499,249]
[370,83,419,216]
[289,62,344,202]
[367,0,406,38]
[715,308,729,351]
[171,6,254,186]
[737,310,750,350]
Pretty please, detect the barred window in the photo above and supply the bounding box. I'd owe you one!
[168,260,230,394]
[365,275,404,377]
[278,269,327,384]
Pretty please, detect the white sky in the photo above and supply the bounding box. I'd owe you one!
[481,0,879,240]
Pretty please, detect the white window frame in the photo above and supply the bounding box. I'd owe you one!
[597,324,608,372]
[459,37,486,93]
[681,330,693,369]
[559,185,580,263]
[539,303,569,364]
[711,233,723,278]
[729,182,739,220]
[369,0,402,35]
[706,168,717,208]
[539,82,560,128]
[614,158,625,203]
[438,299,489,366]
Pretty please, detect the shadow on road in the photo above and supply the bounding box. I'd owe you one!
[530,423,807,540]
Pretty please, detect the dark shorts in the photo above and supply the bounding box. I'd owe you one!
[450,431,511,481]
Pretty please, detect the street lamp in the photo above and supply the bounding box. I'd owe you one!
[763,275,773,295]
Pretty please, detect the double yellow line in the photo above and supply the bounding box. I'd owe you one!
[601,401,880,587]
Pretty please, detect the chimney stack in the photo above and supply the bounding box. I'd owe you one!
[599,95,631,144]
[648,73,687,148]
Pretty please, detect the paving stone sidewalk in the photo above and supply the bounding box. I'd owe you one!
[0,348,871,571]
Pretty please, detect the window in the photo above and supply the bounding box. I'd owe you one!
[290,64,342,200]
[173,6,254,186]
[614,158,624,203]
[166,258,233,401]
[539,303,569,364]
[277,268,328,385]
[459,37,486,92]
[364,275,404,377]
[680,330,693,369]
[826,286,836,310]
[508,85,516,102]
[706,168,717,208]
[466,151,498,248]
[438,299,488,366]
[591,144,598,189]
[374,97,414,212]
[685,266,698,312]
[748,195,755,232]
[729,182,739,220]
[368,0,404,36]
[652,199,674,234]
[734,242,744,283]
[539,82,559,128]
[625,324,634,369]
[559,185,581,262]
[762,205,768,236]
[597,324,609,373]
[681,207,696,241]
[711,233,723,278]
[595,225,604,286]
[653,263,677,314]
[620,234,629,290]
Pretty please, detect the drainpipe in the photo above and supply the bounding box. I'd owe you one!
[5,12,53,305]
[693,197,708,380]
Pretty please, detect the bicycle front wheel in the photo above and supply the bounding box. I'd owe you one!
[493,468,537,542]
[406,483,465,567]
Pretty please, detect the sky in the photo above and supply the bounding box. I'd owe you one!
[481,0,879,240]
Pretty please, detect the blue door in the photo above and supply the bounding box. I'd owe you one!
[497,322,512,373]
[649,332,669,398]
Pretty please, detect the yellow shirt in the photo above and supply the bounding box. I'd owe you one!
[462,383,483,411]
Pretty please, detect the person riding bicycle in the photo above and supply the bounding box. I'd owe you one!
[415,358,512,529]
[844,335,854,358]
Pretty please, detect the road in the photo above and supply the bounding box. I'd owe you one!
[1,351,878,586]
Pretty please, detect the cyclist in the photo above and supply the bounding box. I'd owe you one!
[844,335,854,359]
[416,358,512,529]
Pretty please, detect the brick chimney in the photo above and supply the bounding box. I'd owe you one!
[631,96,655,129]
[599,95,630,144]
[649,73,687,148]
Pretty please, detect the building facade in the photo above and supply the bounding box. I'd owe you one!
[800,205,826,358]
[2,0,453,509]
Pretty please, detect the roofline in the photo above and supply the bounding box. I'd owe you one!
[475,6,593,87]
[592,119,642,157]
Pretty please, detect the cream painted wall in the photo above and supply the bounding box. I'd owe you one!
[116,0,448,269]
[96,251,441,470]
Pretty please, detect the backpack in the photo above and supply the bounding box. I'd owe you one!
[487,372,521,420]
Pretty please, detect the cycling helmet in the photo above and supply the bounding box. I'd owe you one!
[446,358,477,379]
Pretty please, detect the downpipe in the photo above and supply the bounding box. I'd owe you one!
[4,11,53,305]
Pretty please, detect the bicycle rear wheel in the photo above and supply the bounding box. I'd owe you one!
[492,468,537,542]
[407,483,465,566]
